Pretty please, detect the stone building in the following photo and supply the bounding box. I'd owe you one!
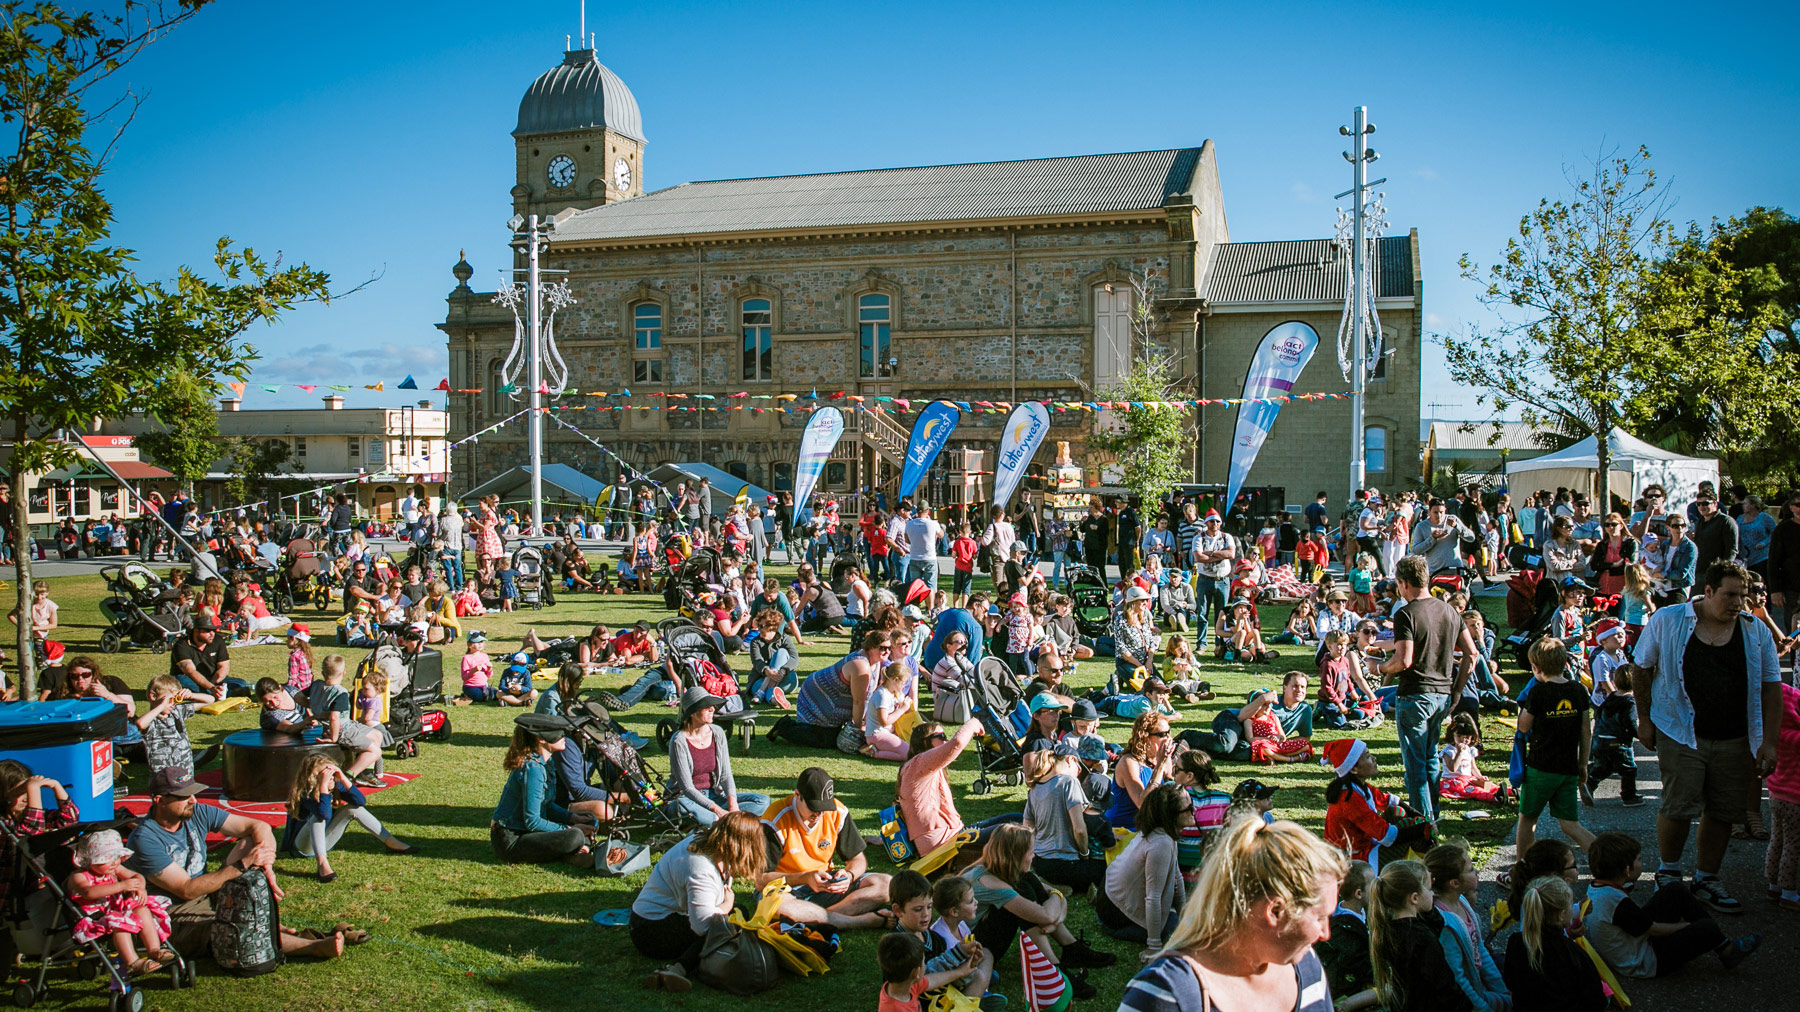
[440,45,1423,510]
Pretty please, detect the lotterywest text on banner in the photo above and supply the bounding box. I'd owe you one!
[897,400,961,501]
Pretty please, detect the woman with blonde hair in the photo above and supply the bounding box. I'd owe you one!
[1111,585,1160,694]
[283,752,417,883]
[1500,875,1605,1011]
[1119,816,1346,1012]
[1105,710,1174,830]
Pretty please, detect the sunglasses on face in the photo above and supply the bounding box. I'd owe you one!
[1149,729,1170,738]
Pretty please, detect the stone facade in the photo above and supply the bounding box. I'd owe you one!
[438,55,1422,510]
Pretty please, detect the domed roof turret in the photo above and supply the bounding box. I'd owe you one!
[513,49,643,141]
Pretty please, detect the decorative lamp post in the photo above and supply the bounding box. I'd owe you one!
[1336,106,1388,495]
[495,213,576,536]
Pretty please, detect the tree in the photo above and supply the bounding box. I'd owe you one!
[1087,280,1190,506]
[131,370,222,483]
[220,436,290,506]
[0,2,337,696]
[1443,147,1680,504]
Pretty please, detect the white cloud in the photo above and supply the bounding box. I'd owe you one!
[1425,312,1445,328]
[1291,181,1317,202]
[257,341,446,383]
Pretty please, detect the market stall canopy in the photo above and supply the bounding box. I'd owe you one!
[644,462,773,513]
[462,464,610,506]
[1503,428,1718,506]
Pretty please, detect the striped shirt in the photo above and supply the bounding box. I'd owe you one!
[1120,949,1332,1012]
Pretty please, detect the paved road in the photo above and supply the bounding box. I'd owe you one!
[1479,739,1789,1008]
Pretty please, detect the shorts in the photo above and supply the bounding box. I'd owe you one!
[166,894,215,955]
[953,570,972,595]
[790,873,867,905]
[1656,734,1754,823]
[1520,767,1580,822]
[338,719,383,751]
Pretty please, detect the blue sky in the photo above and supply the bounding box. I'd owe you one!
[100,0,1799,421]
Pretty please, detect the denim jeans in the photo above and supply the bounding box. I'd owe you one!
[906,558,939,592]
[1395,692,1452,822]
[617,668,677,707]
[673,789,771,826]
[1194,575,1228,648]
[439,549,465,591]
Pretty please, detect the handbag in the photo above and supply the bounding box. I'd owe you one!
[696,916,781,995]
[729,882,834,977]
[596,831,653,877]
[912,827,979,876]
[878,804,917,864]
[1508,732,1528,788]
[835,723,866,755]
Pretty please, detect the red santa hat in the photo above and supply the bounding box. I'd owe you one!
[1204,509,1222,522]
[1589,617,1626,645]
[1320,738,1367,778]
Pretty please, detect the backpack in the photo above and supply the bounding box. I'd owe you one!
[685,656,738,699]
[696,916,781,994]
[210,870,284,976]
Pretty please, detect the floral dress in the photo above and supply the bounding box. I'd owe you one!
[68,871,171,944]
[473,505,505,563]
[1247,710,1313,763]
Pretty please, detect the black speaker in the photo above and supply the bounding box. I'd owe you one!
[408,647,444,703]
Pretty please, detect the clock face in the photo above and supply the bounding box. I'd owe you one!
[614,157,632,192]
[547,155,576,189]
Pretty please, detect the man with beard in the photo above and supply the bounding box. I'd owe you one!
[127,767,348,961]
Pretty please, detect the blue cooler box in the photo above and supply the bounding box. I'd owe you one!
[0,699,129,815]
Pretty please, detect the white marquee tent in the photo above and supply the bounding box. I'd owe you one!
[1503,428,1719,505]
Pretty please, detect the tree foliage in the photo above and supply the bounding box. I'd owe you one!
[0,2,336,694]
[130,370,221,482]
[221,436,291,507]
[1087,354,1191,507]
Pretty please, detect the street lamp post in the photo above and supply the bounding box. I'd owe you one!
[1336,107,1387,497]
[496,213,576,537]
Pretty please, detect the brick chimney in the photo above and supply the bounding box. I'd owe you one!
[322,395,345,410]
[219,398,241,412]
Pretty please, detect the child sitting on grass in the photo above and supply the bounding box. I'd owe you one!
[1240,689,1312,764]
[1438,712,1513,803]
[1215,597,1274,664]
[1424,842,1509,1012]
[1323,738,1435,866]
[495,652,537,707]
[1317,629,1381,730]
[860,662,913,761]
[1515,637,1595,858]
[456,632,494,706]
[1500,875,1604,1012]
[877,931,977,1012]
[1314,860,1379,1011]
[887,871,999,1010]
[929,876,999,1007]
[1369,859,1469,1012]
[1273,599,1318,645]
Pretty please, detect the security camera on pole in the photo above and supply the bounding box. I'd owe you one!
[496,212,576,537]
[1336,107,1387,496]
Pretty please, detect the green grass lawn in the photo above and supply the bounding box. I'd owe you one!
[10,566,1521,1012]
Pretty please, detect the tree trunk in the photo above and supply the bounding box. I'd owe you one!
[10,456,37,700]
[1594,402,1612,511]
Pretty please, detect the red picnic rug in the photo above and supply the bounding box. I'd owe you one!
[115,768,420,839]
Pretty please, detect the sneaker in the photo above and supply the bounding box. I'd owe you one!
[354,771,384,788]
[1621,795,1645,807]
[1067,973,1097,1001]
[192,745,221,769]
[1693,876,1744,914]
[1654,868,1685,891]
[1060,938,1118,969]
[595,690,628,712]
[1717,933,1761,969]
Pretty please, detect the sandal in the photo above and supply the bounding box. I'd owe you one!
[125,957,160,977]
[148,949,176,966]
[1732,824,1755,841]
[333,921,371,945]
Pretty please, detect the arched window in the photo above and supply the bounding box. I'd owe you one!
[859,294,891,378]
[742,298,772,381]
[725,461,749,480]
[634,302,662,349]
[1364,426,1388,474]
[771,461,794,491]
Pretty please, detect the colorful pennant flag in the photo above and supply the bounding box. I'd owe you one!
[398,375,418,390]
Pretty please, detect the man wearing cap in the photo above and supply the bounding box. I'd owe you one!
[758,768,891,924]
[1190,511,1236,650]
[1379,554,1478,825]
[170,615,235,699]
[1632,559,1782,914]
[904,502,943,592]
[127,767,347,962]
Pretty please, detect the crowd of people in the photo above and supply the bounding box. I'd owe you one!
[3,474,1796,1011]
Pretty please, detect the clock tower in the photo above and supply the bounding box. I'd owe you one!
[511,47,645,219]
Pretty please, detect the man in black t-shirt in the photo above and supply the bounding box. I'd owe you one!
[1380,554,1476,824]
[170,615,232,698]
[1079,504,1111,578]
[340,559,380,615]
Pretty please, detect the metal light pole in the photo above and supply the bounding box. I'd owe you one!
[497,214,575,539]
[1337,107,1385,496]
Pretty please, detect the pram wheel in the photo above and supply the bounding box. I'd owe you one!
[109,988,144,1012]
[395,738,419,759]
[13,981,36,1008]
[971,777,993,796]
[654,717,676,751]
[150,639,167,655]
[169,953,195,989]
[99,629,122,654]
[273,591,294,613]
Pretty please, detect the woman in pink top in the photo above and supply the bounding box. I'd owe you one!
[894,717,992,856]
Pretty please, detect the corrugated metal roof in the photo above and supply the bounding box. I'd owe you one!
[514,50,644,141]
[1202,236,1413,303]
[1427,421,1543,452]
[551,148,1203,242]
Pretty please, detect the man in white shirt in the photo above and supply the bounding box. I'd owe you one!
[399,487,422,543]
[435,504,465,590]
[1356,494,1385,574]
[1190,511,1236,650]
[903,504,944,592]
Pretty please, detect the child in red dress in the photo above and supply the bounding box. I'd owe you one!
[65,830,172,976]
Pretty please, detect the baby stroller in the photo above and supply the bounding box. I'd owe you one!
[510,546,546,609]
[275,537,332,613]
[1065,567,1112,639]
[96,563,184,656]
[965,656,1029,795]
[660,546,722,616]
[3,818,195,1012]
[652,624,760,751]
[1501,581,1561,673]
[565,699,692,838]
[357,648,452,760]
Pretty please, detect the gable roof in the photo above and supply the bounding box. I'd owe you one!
[550,147,1206,243]
[1202,235,1414,304]
[462,464,610,505]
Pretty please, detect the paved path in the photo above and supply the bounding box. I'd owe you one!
[1479,741,1790,1008]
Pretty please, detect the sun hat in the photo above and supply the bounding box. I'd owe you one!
[678,685,727,720]
[1069,699,1100,721]
[73,829,132,868]
[1233,779,1279,801]
[1123,585,1152,604]
[513,713,568,744]
[900,604,926,621]
[1076,735,1109,763]
[288,623,311,642]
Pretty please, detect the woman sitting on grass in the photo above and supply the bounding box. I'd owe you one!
[631,811,768,994]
